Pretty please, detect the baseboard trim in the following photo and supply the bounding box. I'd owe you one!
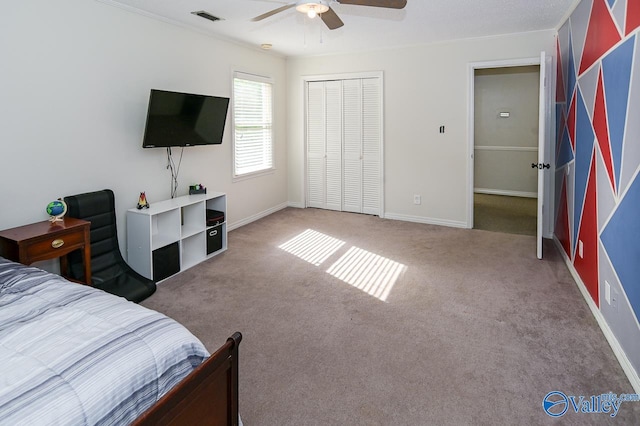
[228,202,289,232]
[553,237,640,394]
[474,188,538,198]
[384,213,467,229]
[287,201,305,209]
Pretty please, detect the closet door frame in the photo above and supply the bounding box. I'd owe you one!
[302,71,385,218]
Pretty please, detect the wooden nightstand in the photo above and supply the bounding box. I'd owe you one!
[0,217,92,285]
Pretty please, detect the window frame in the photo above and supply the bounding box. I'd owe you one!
[231,71,275,181]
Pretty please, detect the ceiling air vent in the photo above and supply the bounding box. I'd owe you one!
[191,11,223,23]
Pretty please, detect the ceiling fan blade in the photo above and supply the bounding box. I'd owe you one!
[337,0,407,8]
[321,7,344,30]
[252,3,296,21]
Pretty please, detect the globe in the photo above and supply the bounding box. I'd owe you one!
[46,200,67,222]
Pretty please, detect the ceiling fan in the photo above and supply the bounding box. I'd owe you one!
[252,0,407,30]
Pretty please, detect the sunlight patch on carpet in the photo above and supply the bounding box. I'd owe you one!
[278,229,345,266]
[326,246,407,302]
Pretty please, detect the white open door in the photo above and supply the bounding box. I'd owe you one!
[536,51,549,259]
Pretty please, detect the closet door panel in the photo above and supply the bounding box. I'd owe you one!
[342,79,363,213]
[325,81,343,211]
[307,81,326,208]
[362,78,381,215]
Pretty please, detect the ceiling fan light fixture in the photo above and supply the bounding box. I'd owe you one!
[296,2,329,19]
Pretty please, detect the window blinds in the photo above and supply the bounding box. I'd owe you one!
[233,72,273,177]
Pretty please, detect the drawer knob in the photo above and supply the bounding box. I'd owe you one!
[51,239,65,249]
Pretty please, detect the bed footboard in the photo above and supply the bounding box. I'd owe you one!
[132,332,242,426]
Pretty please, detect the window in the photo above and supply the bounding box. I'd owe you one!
[233,72,273,178]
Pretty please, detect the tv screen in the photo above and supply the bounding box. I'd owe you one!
[142,89,230,148]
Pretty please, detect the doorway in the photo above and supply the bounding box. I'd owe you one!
[473,65,540,236]
[468,54,554,258]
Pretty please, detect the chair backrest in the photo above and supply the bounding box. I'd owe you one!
[64,189,125,282]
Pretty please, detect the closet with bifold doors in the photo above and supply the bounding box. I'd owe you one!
[306,75,383,216]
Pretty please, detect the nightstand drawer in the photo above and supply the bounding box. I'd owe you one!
[22,230,86,263]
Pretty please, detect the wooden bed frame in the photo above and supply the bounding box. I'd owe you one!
[133,332,242,426]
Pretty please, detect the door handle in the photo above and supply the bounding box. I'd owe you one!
[531,163,550,169]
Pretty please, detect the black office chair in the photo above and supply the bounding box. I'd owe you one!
[64,189,156,303]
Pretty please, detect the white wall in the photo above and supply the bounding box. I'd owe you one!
[0,0,287,258]
[286,31,555,227]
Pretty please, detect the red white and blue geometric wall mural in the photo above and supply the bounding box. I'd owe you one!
[556,0,640,374]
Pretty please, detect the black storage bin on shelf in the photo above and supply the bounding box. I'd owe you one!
[207,224,223,255]
[206,209,225,227]
[153,241,180,281]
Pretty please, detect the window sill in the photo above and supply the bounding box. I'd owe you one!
[232,167,276,183]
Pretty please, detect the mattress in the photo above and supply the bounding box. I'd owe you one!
[0,257,209,425]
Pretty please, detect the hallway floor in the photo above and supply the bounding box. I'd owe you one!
[473,193,537,236]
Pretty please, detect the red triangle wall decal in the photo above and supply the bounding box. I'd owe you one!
[555,176,572,259]
[579,0,621,75]
[574,153,599,306]
[593,68,617,194]
[627,0,640,35]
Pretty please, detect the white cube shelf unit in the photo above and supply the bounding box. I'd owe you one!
[126,192,227,282]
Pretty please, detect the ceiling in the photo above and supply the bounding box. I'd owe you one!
[99,0,577,57]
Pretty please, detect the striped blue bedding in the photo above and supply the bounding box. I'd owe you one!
[0,257,209,425]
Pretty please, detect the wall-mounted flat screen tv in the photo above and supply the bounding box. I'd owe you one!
[142,89,230,148]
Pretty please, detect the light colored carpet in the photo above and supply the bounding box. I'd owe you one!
[142,207,639,425]
[474,193,537,236]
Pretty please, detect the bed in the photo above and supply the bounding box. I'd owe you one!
[0,257,241,425]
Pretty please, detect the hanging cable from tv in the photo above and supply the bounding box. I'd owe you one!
[166,147,183,199]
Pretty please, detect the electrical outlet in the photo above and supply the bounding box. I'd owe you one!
[413,195,421,205]
[612,288,619,310]
[578,240,584,258]
[605,280,611,305]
